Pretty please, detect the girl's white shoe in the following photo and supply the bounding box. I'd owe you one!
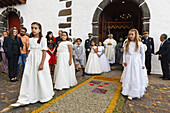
[11,102,26,107]
[128,96,133,100]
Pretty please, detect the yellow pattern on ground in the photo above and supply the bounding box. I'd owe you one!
[32,76,122,113]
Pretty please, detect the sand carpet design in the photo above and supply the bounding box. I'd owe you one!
[32,76,122,113]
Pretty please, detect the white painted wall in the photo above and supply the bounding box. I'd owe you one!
[72,0,102,42]
[0,0,61,37]
[145,0,170,74]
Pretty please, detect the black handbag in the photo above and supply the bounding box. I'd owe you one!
[0,52,2,62]
[0,41,2,62]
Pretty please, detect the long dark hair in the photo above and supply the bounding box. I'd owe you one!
[61,31,69,41]
[9,27,18,40]
[46,31,54,41]
[31,22,43,44]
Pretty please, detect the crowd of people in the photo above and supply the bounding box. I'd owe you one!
[0,27,113,83]
[0,22,111,107]
[0,22,169,106]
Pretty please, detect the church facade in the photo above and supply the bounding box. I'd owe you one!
[0,0,169,74]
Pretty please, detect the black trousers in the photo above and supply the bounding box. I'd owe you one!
[169,63,170,79]
[145,55,151,74]
[8,54,19,79]
[161,60,170,79]
[86,51,90,62]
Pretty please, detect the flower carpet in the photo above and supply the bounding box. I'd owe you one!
[32,76,122,113]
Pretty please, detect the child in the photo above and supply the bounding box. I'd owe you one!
[74,38,85,76]
[122,28,146,100]
[97,42,110,72]
[54,31,77,90]
[85,41,102,74]
[46,31,56,73]
[140,37,149,87]
[11,22,54,106]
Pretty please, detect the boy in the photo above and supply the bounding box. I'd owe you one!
[75,38,85,77]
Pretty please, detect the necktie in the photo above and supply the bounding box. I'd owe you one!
[160,43,163,46]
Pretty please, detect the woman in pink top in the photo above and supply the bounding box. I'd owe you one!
[0,31,8,73]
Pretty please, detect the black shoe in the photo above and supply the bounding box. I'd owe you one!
[162,78,170,80]
[15,78,19,81]
[147,71,151,75]
[82,68,85,77]
[75,69,79,74]
[82,73,85,77]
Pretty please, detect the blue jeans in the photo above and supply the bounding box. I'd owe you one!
[17,54,27,75]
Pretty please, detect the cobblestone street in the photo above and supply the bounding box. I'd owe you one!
[0,65,170,113]
[123,81,170,113]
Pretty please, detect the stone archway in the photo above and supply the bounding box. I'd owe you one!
[0,7,24,35]
[92,0,150,43]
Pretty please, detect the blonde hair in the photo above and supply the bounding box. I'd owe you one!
[125,28,139,53]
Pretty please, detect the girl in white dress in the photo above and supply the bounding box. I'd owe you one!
[139,36,149,87]
[120,38,149,88]
[97,42,111,72]
[143,44,149,87]
[122,28,146,100]
[85,41,102,74]
[54,31,77,90]
[11,22,54,107]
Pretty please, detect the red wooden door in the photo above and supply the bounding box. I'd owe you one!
[8,12,20,32]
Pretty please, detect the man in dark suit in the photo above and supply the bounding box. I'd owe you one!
[85,33,93,62]
[154,34,170,80]
[55,30,62,46]
[141,31,154,75]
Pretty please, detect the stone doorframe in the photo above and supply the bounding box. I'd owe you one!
[0,7,24,35]
[92,0,150,43]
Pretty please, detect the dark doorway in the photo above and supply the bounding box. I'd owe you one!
[98,0,143,42]
[8,12,20,32]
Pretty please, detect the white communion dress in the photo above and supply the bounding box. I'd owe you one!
[122,41,146,98]
[120,44,149,88]
[17,37,54,104]
[85,46,103,74]
[54,41,77,90]
[143,44,149,87]
[97,46,111,72]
